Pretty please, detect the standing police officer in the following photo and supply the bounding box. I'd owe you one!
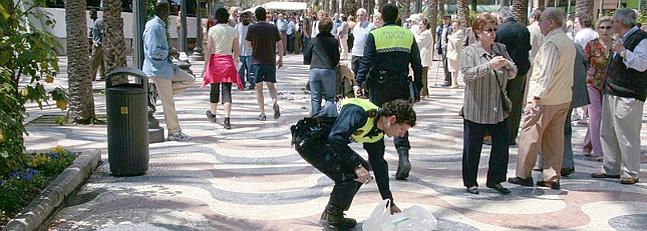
[354,3,423,180]
[291,98,416,230]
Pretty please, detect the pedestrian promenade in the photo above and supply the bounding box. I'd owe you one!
[25,55,647,230]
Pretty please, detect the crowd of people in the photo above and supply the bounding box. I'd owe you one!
[132,1,647,229]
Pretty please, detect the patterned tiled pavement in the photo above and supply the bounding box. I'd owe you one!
[24,55,647,230]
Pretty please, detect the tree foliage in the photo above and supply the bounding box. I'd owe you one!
[0,0,61,176]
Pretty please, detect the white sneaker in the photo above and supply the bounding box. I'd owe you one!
[168,131,191,141]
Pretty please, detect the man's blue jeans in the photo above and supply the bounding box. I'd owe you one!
[309,68,336,116]
[239,55,253,85]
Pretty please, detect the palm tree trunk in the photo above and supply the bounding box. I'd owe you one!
[65,0,95,123]
[457,0,468,27]
[427,0,438,46]
[400,0,411,23]
[575,0,594,27]
[344,0,358,18]
[513,0,529,25]
[438,0,445,15]
[104,0,128,79]
[471,0,478,12]
[377,0,388,11]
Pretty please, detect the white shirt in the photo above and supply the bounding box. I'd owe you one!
[311,20,319,37]
[618,26,647,72]
[574,27,598,48]
[208,24,237,55]
[527,22,543,63]
[235,23,253,56]
[351,21,375,57]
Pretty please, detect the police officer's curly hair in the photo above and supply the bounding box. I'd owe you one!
[382,99,416,127]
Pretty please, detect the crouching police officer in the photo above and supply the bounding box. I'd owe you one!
[291,98,416,230]
[354,3,423,180]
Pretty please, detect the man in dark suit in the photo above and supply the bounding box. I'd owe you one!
[495,7,532,145]
[436,15,452,86]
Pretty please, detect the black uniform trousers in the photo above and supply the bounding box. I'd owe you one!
[368,77,411,150]
[462,119,509,187]
[297,140,372,210]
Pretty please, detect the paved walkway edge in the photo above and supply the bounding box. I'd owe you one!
[2,149,101,231]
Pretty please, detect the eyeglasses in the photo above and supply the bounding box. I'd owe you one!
[598,26,612,29]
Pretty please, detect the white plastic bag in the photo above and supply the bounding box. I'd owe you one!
[362,199,395,231]
[391,205,438,231]
[362,200,438,231]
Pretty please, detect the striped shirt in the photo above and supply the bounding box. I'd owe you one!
[461,42,518,124]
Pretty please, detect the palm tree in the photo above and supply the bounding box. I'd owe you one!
[377,0,388,11]
[427,0,438,45]
[343,0,358,18]
[457,0,469,27]
[438,0,445,15]
[575,0,594,26]
[65,0,95,123]
[512,0,529,25]
[471,0,477,12]
[103,0,128,79]
[400,0,411,22]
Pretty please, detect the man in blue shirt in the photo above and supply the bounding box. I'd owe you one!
[89,9,105,81]
[276,13,288,56]
[143,0,195,141]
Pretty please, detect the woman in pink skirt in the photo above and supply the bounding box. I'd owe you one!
[203,8,244,129]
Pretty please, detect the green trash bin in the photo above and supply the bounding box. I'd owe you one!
[106,67,149,176]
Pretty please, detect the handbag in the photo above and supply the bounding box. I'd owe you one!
[494,71,512,114]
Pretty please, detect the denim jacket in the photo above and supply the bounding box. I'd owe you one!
[142,16,176,80]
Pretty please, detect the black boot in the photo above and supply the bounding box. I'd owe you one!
[224,117,231,130]
[323,204,357,229]
[395,148,411,180]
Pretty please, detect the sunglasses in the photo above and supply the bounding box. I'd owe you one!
[598,26,612,29]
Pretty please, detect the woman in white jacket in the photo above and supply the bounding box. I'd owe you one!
[415,18,433,97]
[446,20,465,88]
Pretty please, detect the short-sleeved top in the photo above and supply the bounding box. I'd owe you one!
[584,38,610,90]
[246,21,281,65]
[208,24,238,55]
[236,23,253,56]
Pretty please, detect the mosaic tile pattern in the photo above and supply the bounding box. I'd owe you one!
[26,56,647,230]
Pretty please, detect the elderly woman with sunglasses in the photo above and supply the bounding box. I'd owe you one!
[460,13,517,195]
[581,16,614,160]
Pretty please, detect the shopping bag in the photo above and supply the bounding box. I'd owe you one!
[362,199,395,231]
[391,205,438,231]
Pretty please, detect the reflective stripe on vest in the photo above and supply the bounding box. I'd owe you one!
[370,25,414,53]
[341,98,384,143]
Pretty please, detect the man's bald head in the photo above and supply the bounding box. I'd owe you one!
[155,0,170,20]
[541,7,564,27]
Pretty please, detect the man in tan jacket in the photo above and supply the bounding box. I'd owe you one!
[508,8,575,190]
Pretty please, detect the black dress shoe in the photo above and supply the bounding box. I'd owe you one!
[561,167,575,177]
[508,176,534,187]
[487,183,511,195]
[536,180,560,190]
[466,186,479,194]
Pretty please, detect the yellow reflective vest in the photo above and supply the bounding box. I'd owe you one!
[341,98,384,144]
[370,25,415,53]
